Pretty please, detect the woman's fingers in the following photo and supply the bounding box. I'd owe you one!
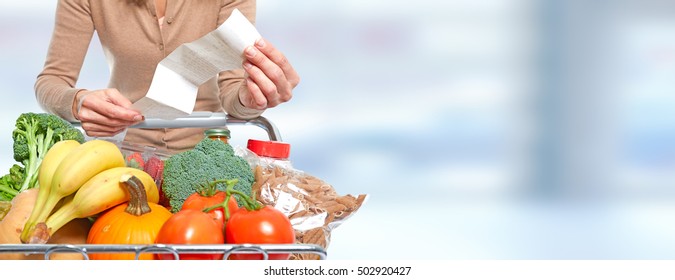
[243,77,268,109]
[243,61,280,108]
[78,106,132,128]
[242,38,298,109]
[78,89,142,123]
[255,39,300,87]
[244,46,286,106]
[74,88,143,136]
[93,89,143,122]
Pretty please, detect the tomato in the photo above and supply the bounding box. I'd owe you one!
[181,191,239,229]
[225,205,295,260]
[154,209,225,260]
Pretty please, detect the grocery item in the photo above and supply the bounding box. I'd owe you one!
[21,139,126,243]
[87,174,172,260]
[36,167,160,244]
[225,204,295,260]
[181,179,239,230]
[246,139,292,169]
[161,137,254,212]
[21,140,80,242]
[155,209,225,260]
[117,142,170,208]
[243,142,368,260]
[1,112,85,202]
[0,188,91,260]
[204,128,231,144]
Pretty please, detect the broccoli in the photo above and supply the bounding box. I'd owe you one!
[0,112,85,201]
[0,164,25,201]
[162,137,255,213]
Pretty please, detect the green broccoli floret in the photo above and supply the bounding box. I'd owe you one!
[1,112,85,200]
[0,164,25,201]
[162,137,255,213]
[194,135,236,156]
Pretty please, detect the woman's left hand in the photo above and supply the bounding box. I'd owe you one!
[240,38,300,110]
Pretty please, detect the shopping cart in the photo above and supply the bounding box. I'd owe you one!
[0,112,327,260]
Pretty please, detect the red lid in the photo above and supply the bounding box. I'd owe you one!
[247,139,291,159]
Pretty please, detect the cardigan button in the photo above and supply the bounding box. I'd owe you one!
[159,43,164,51]
[167,17,174,24]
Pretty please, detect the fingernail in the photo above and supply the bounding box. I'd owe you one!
[133,115,143,122]
[245,46,256,57]
[256,38,266,48]
[243,62,252,69]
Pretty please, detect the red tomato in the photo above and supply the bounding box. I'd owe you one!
[181,191,239,229]
[155,209,225,260]
[225,205,295,260]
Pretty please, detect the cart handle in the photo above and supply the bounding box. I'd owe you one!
[73,112,282,141]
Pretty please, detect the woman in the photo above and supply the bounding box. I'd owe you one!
[35,0,299,153]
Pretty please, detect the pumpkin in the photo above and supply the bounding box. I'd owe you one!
[86,174,172,260]
[0,188,92,260]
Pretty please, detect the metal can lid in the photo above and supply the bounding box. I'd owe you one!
[204,128,231,138]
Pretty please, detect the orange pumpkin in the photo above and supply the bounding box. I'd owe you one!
[86,174,172,260]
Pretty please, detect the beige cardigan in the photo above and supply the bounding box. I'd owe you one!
[35,0,263,153]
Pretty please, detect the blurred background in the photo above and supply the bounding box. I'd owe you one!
[1,0,675,259]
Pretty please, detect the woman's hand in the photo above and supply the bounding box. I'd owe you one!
[239,38,300,110]
[72,88,144,137]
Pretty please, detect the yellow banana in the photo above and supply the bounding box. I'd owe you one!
[38,140,82,190]
[20,140,81,243]
[31,139,126,232]
[39,167,159,240]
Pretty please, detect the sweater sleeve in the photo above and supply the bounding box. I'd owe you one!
[216,0,264,119]
[34,0,94,122]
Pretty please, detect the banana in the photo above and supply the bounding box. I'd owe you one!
[20,140,81,243]
[40,167,160,239]
[38,140,82,190]
[31,139,126,231]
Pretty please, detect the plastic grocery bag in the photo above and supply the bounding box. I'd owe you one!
[236,147,368,260]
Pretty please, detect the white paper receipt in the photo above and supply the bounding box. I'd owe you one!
[133,8,262,119]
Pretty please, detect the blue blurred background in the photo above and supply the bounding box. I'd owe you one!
[2,0,675,259]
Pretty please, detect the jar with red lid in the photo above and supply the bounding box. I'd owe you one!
[247,139,292,169]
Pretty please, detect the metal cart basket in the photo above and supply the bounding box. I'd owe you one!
[0,112,327,260]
